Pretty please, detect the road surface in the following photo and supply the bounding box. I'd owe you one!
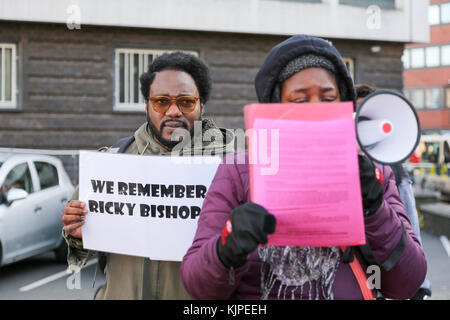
[0,231,448,300]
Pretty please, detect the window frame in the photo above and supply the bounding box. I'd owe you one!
[113,48,199,113]
[0,43,17,110]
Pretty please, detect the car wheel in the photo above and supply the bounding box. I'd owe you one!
[54,239,69,264]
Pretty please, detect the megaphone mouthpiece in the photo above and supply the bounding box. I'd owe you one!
[357,119,394,147]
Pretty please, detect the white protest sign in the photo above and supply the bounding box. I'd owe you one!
[79,151,221,261]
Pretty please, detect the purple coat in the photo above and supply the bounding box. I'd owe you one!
[180,152,427,300]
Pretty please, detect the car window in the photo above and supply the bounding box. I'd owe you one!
[1,163,34,195]
[34,161,59,190]
[422,142,440,163]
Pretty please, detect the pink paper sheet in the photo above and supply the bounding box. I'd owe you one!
[245,103,365,247]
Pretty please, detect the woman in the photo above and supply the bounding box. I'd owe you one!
[180,35,427,300]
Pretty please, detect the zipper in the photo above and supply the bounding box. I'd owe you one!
[229,266,235,285]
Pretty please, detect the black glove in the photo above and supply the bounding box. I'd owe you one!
[359,155,383,216]
[217,202,276,269]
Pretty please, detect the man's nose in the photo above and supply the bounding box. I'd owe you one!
[165,101,183,117]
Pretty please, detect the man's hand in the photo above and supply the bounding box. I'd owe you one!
[359,155,383,216]
[61,200,88,239]
[217,202,276,269]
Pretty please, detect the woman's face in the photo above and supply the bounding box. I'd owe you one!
[280,67,341,104]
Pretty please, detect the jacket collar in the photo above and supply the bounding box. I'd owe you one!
[133,118,235,156]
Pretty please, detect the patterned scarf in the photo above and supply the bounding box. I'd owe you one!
[258,246,341,300]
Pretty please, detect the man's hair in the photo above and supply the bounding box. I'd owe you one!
[140,51,212,104]
[355,84,376,99]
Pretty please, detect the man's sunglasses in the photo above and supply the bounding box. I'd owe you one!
[149,96,199,114]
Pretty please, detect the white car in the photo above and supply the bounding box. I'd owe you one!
[0,153,74,267]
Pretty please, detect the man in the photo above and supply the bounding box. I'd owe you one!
[61,51,235,299]
[355,83,432,300]
[180,35,427,300]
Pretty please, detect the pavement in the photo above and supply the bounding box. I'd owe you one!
[420,231,450,300]
[0,252,105,300]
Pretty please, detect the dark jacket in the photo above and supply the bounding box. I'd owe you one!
[180,152,427,299]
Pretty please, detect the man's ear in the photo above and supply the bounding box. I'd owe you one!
[200,103,205,115]
[145,101,149,113]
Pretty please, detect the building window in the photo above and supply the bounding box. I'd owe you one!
[429,5,440,25]
[424,88,442,109]
[410,89,424,109]
[407,87,446,110]
[339,0,395,9]
[441,3,450,24]
[276,0,322,2]
[425,46,440,68]
[442,45,450,66]
[402,49,410,69]
[0,43,17,109]
[114,48,198,112]
[446,88,450,109]
[410,48,425,69]
[404,89,411,101]
[406,45,450,69]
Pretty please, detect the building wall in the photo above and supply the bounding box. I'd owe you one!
[0,0,430,43]
[0,21,405,150]
[403,0,450,131]
[416,110,450,129]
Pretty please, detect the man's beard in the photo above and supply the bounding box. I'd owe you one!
[147,114,200,150]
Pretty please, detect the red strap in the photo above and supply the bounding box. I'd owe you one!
[340,246,375,300]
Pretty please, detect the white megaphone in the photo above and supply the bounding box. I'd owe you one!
[355,89,421,164]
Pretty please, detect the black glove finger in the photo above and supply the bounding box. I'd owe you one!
[217,223,259,268]
[263,212,276,234]
[358,155,376,178]
[232,202,275,245]
[358,156,383,215]
[230,230,261,256]
[218,202,277,268]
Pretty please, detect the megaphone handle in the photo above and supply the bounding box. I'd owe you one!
[356,143,365,156]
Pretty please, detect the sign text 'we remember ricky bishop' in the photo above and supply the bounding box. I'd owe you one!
[79,151,220,262]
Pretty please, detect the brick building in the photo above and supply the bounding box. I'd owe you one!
[403,0,450,133]
[0,0,429,150]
